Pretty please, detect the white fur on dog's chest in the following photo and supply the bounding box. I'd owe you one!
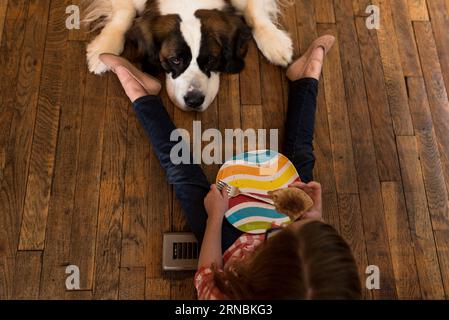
[158,0,227,18]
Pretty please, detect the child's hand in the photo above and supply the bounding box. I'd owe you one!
[289,181,323,220]
[204,185,229,222]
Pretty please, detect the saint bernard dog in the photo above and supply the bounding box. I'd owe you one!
[84,0,293,111]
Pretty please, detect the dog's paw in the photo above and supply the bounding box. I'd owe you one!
[254,25,293,67]
[86,51,109,75]
[86,32,125,74]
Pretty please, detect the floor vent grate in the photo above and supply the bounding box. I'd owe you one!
[163,233,199,271]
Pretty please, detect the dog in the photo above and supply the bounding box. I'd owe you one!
[84,0,293,112]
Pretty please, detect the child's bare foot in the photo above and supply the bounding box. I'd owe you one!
[286,35,335,81]
[115,66,150,102]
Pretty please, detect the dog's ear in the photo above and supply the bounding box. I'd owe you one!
[221,17,252,73]
[126,17,160,72]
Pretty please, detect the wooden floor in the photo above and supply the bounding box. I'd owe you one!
[1,0,449,300]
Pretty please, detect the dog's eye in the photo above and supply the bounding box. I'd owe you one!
[170,57,181,65]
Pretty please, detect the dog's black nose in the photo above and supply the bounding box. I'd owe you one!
[184,92,205,109]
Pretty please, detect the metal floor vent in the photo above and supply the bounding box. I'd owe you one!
[163,233,199,271]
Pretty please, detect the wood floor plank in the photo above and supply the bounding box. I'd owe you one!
[144,91,172,285]
[390,0,422,77]
[414,21,449,196]
[397,136,446,299]
[354,16,401,182]
[168,134,199,300]
[407,0,429,21]
[407,77,449,229]
[169,95,218,299]
[169,264,196,299]
[263,55,285,178]
[337,194,371,299]
[67,0,89,41]
[0,0,30,148]
[11,251,42,299]
[257,24,284,129]
[39,41,86,299]
[407,74,449,297]
[351,0,369,14]
[218,73,242,161]
[0,0,7,44]
[19,0,68,250]
[433,230,449,298]
[172,101,197,231]
[260,58,284,150]
[241,104,264,156]
[406,77,433,132]
[170,274,197,300]
[296,1,338,195]
[0,0,30,298]
[322,192,340,234]
[219,73,241,131]
[312,77,339,194]
[296,3,341,227]
[334,0,397,298]
[69,71,108,291]
[146,278,171,300]
[279,0,299,58]
[171,98,197,300]
[118,267,145,300]
[427,0,449,97]
[373,0,414,135]
[313,0,335,23]
[381,182,421,299]
[65,290,93,300]
[406,76,449,296]
[146,149,171,280]
[121,104,150,269]
[239,41,261,106]
[279,0,299,116]
[197,94,218,179]
[417,129,449,297]
[242,104,263,133]
[296,0,318,52]
[318,24,358,194]
[93,75,128,300]
[13,0,52,251]
[146,144,171,279]
[198,99,220,182]
[0,262,7,299]
[146,92,173,295]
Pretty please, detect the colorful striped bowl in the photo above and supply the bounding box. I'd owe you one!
[216,150,300,234]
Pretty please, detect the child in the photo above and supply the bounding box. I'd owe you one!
[100,35,362,300]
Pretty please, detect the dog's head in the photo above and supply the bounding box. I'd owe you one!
[127,9,252,112]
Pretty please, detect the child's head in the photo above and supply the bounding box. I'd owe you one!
[214,219,362,299]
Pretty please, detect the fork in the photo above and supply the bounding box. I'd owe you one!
[217,181,275,205]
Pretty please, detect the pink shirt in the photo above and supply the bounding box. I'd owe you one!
[194,234,265,300]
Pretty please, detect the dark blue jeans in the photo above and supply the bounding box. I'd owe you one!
[133,78,318,252]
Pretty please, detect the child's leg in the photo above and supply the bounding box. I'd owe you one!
[283,39,334,182]
[133,96,242,251]
[283,78,319,183]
